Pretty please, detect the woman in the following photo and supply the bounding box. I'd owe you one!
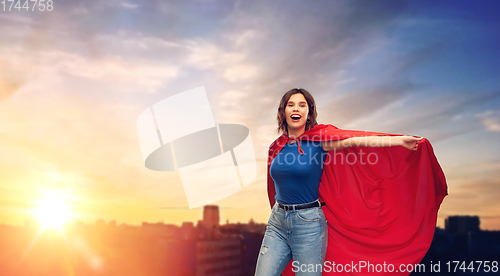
[255,88,447,276]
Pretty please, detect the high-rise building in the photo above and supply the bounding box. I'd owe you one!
[203,205,220,229]
[445,215,480,235]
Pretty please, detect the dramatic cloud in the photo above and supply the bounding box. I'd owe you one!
[0,0,499,227]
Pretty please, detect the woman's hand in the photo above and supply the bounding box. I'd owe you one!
[398,136,424,151]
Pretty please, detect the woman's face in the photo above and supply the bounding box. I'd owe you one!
[285,93,310,131]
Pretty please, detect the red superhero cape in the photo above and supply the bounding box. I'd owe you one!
[267,124,448,275]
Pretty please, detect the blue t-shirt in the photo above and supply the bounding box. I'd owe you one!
[270,139,328,204]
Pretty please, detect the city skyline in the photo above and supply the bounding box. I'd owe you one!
[2,208,497,276]
[9,202,498,231]
[9,203,496,233]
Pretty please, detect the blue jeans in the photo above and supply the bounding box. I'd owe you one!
[254,199,328,276]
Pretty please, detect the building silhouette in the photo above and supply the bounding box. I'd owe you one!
[203,205,220,230]
[416,215,500,275]
[445,215,480,235]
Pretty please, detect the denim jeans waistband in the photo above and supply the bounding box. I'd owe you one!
[275,199,323,211]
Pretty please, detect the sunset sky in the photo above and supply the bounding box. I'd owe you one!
[1,0,499,230]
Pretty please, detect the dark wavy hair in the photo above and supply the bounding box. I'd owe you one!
[276,88,318,135]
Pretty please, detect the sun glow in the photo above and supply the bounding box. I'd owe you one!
[33,194,73,229]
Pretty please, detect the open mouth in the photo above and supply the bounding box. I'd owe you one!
[291,114,302,122]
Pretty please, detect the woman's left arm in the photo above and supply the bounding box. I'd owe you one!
[323,136,423,151]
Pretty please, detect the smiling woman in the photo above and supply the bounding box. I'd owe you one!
[33,194,73,230]
[255,88,447,276]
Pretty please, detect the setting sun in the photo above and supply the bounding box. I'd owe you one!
[33,195,73,229]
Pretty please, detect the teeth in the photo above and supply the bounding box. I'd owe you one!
[291,115,301,120]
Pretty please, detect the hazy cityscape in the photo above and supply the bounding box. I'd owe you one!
[0,205,266,275]
[0,205,499,275]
